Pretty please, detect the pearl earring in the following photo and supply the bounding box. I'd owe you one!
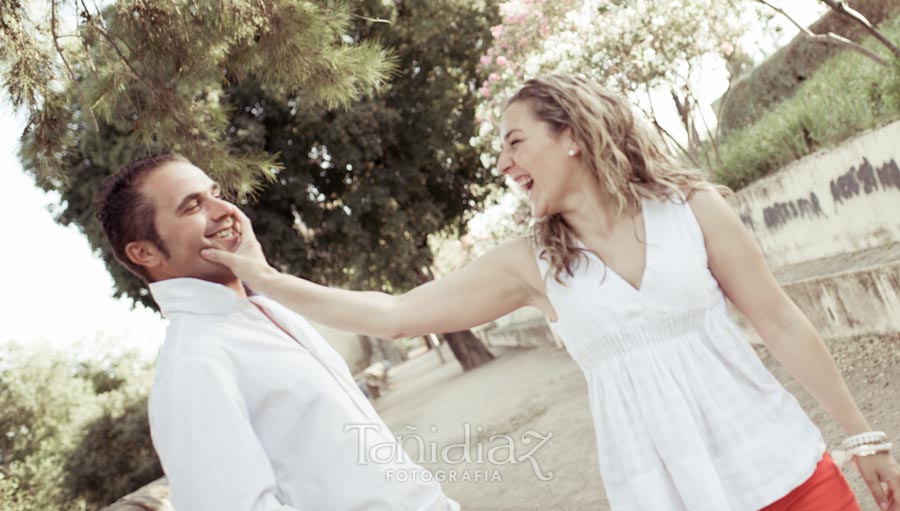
[568,148,576,157]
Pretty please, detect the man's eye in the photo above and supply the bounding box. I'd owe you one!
[188,202,200,211]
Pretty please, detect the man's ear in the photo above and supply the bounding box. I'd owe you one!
[124,240,166,270]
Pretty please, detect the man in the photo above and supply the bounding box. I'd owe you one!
[94,153,459,511]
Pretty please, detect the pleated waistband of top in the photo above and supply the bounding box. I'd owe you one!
[572,308,710,365]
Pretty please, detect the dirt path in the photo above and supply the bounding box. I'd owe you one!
[374,335,900,511]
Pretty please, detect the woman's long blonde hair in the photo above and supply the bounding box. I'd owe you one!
[506,74,730,283]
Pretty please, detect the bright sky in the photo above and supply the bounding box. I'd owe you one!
[0,105,167,361]
[0,1,824,362]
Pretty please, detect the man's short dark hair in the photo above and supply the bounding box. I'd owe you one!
[94,153,189,282]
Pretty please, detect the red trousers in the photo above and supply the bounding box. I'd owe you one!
[760,450,861,511]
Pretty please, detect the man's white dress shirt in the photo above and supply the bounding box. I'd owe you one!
[148,278,460,511]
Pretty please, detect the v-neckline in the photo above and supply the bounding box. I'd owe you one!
[574,197,650,294]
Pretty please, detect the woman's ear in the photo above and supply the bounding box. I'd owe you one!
[561,126,579,156]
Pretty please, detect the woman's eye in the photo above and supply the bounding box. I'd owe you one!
[511,139,522,147]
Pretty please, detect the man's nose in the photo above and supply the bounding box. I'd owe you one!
[209,196,235,219]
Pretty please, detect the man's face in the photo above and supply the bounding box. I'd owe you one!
[136,161,242,284]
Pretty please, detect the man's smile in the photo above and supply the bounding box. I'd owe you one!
[205,222,241,250]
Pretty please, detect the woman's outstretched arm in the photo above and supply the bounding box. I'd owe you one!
[201,207,547,340]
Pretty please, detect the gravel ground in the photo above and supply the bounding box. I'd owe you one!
[374,334,900,511]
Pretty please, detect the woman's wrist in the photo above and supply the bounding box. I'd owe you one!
[831,430,893,467]
[841,430,888,449]
[841,415,874,437]
[248,263,279,292]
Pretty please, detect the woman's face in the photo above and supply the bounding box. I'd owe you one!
[498,101,584,218]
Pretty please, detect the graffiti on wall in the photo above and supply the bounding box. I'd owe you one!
[739,212,755,230]
[762,192,825,229]
[830,157,900,204]
[752,157,900,231]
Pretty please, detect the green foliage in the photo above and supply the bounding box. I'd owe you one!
[63,396,161,508]
[717,0,900,136]
[73,341,149,395]
[233,0,501,292]
[0,342,156,511]
[709,14,900,189]
[0,1,54,109]
[0,344,99,509]
[5,0,393,194]
[28,0,500,309]
[883,61,900,111]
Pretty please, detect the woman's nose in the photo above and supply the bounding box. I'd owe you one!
[497,153,513,175]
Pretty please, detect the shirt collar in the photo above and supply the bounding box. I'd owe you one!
[149,277,254,317]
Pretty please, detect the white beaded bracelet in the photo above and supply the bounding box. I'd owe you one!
[831,441,893,467]
[841,431,887,449]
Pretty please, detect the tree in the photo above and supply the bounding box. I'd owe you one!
[221,0,503,370]
[15,0,502,370]
[755,0,900,68]
[473,0,756,168]
[819,0,900,61]
[0,343,101,510]
[63,395,162,508]
[2,0,393,192]
[0,341,157,510]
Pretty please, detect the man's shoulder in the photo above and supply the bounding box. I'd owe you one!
[152,320,236,387]
[165,310,250,336]
[152,351,223,388]
[159,313,248,357]
[149,351,237,413]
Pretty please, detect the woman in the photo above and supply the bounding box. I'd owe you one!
[201,74,899,511]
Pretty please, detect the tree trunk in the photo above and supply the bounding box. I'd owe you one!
[441,330,495,371]
[423,334,446,364]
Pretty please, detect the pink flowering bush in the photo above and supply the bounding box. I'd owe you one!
[472,0,753,169]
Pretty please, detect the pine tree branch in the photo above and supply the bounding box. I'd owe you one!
[315,2,392,25]
[89,0,105,22]
[350,13,392,24]
[0,12,12,34]
[755,0,888,67]
[86,21,157,96]
[51,0,99,132]
[79,0,92,17]
[74,0,101,81]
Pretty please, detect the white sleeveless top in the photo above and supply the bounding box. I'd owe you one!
[536,195,827,511]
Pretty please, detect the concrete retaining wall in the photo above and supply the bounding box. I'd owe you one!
[730,120,900,269]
